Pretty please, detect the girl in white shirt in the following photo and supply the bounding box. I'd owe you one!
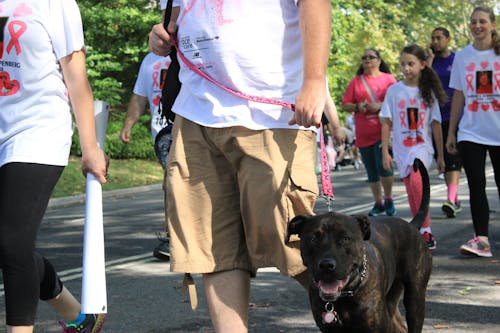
[0,1,107,332]
[380,44,447,250]
[446,6,500,258]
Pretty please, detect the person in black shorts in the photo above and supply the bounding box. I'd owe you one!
[427,27,463,217]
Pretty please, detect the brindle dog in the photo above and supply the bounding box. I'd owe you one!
[287,159,432,333]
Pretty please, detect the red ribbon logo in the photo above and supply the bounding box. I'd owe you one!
[6,20,27,55]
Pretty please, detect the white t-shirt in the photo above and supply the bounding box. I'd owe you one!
[133,52,171,141]
[171,0,306,130]
[160,0,167,10]
[380,82,442,178]
[449,44,500,146]
[0,0,84,167]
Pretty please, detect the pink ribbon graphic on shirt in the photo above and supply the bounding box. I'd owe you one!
[6,21,26,55]
[153,71,160,88]
[418,112,425,129]
[466,74,474,91]
[494,73,500,91]
[399,111,407,128]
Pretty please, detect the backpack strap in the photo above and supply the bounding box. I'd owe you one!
[159,0,180,125]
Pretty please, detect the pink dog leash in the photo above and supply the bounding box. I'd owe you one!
[170,37,335,207]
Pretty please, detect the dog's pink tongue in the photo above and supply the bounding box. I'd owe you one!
[319,280,343,294]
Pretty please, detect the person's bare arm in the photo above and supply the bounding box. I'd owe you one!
[120,94,148,144]
[289,0,331,128]
[446,89,464,155]
[60,50,108,183]
[381,117,393,172]
[323,95,345,145]
[431,120,445,173]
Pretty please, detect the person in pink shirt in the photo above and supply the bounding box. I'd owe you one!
[342,48,397,216]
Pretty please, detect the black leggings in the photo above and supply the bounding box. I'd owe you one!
[458,142,500,237]
[0,163,64,326]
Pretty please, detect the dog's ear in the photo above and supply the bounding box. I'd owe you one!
[353,215,371,240]
[286,215,308,243]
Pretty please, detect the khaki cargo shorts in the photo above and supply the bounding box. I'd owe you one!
[165,116,318,277]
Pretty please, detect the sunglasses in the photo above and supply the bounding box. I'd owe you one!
[361,55,378,60]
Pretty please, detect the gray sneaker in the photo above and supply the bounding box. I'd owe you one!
[460,236,492,257]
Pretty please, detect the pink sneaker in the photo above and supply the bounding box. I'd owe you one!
[460,236,492,257]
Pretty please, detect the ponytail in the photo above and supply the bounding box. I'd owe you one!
[420,67,447,108]
[492,30,500,56]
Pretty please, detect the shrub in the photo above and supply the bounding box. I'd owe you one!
[71,109,156,160]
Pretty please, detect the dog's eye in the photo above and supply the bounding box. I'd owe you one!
[341,235,351,244]
[308,235,317,244]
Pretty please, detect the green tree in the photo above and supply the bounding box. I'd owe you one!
[78,0,161,105]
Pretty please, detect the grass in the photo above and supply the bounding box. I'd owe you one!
[51,156,164,198]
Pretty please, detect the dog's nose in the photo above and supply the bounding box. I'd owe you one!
[319,258,336,272]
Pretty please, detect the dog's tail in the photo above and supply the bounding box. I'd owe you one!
[409,158,430,230]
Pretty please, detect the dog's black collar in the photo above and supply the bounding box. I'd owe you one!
[337,253,368,298]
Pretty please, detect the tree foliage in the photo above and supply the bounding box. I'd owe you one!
[78,0,161,105]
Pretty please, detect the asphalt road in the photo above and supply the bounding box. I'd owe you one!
[0,162,499,333]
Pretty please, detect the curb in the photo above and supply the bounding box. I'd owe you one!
[47,183,163,210]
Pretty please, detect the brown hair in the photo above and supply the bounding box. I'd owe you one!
[401,44,448,108]
[471,6,500,55]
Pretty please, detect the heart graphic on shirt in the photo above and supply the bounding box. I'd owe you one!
[0,72,20,96]
[494,62,500,71]
[480,61,489,69]
[481,103,490,111]
[13,3,32,17]
[420,101,427,110]
[492,100,500,112]
[153,94,160,106]
[403,136,417,147]
[0,5,4,14]
[166,61,171,67]
[398,100,406,109]
[410,98,417,106]
[467,100,479,112]
[153,61,161,70]
[466,63,476,72]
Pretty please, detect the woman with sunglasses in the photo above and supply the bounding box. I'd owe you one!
[342,49,397,216]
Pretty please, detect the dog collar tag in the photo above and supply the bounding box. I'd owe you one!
[323,311,336,324]
[322,302,337,324]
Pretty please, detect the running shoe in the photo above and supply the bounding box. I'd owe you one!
[422,232,437,250]
[59,313,106,333]
[441,200,462,218]
[460,236,492,257]
[368,203,385,216]
[384,198,396,216]
[153,232,170,261]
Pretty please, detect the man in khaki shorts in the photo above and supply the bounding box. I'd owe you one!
[149,0,332,331]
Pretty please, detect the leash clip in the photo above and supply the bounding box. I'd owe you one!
[320,194,335,212]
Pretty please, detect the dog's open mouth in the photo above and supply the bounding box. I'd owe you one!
[316,275,350,301]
